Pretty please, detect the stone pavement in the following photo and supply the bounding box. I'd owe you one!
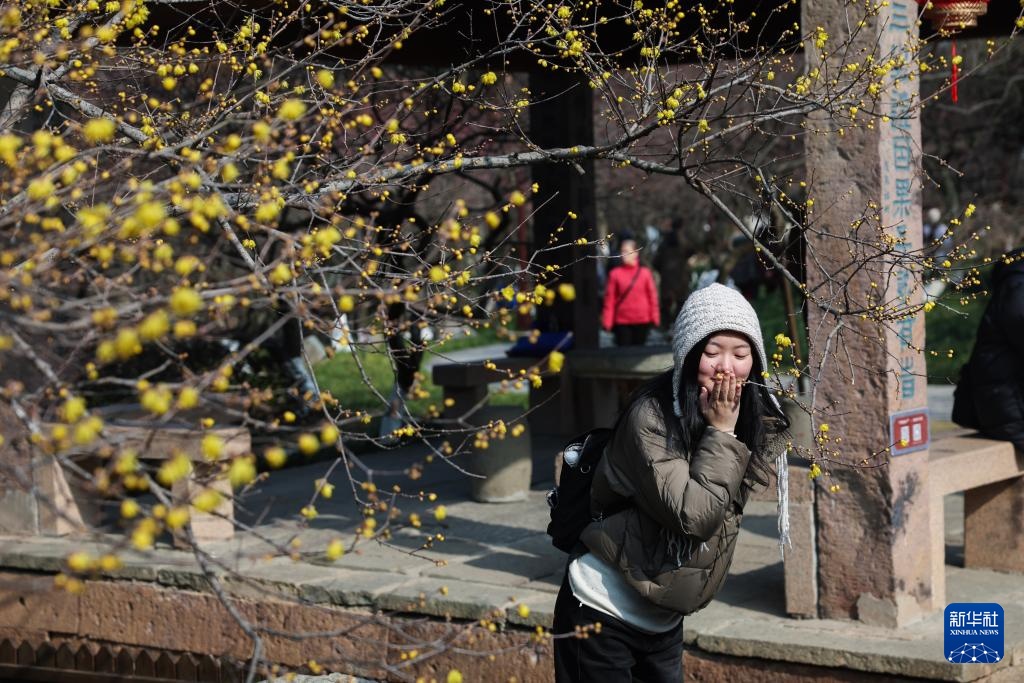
[1,414,1022,681]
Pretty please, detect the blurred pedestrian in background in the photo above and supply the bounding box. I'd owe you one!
[602,239,660,346]
[653,218,692,332]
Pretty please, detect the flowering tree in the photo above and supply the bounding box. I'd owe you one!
[0,0,1020,679]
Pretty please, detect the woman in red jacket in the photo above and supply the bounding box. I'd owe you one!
[602,239,661,346]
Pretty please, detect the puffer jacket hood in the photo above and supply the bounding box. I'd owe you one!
[580,394,752,615]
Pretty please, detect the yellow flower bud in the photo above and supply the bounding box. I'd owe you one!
[170,288,203,317]
[326,539,345,560]
[278,98,306,121]
[298,433,320,455]
[83,118,116,143]
[264,446,287,468]
[192,489,222,513]
[120,499,140,519]
[201,434,224,461]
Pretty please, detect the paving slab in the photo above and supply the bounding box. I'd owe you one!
[305,570,411,608]
[1,394,1022,681]
[369,576,515,621]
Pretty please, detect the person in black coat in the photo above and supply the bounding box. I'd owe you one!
[952,248,1024,448]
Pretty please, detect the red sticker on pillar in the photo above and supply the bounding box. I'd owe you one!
[890,408,929,455]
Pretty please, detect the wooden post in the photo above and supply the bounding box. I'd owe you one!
[528,70,600,350]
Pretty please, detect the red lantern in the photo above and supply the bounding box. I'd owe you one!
[917,1,989,33]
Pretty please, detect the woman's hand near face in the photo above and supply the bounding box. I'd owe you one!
[699,370,742,434]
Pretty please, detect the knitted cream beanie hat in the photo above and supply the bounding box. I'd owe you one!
[670,283,768,418]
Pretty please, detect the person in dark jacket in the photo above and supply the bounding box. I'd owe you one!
[553,284,788,682]
[952,248,1024,448]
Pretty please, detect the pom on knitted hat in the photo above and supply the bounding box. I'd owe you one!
[670,283,767,418]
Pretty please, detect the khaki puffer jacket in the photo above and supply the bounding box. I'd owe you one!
[580,393,752,615]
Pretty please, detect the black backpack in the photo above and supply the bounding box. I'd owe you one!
[546,428,621,553]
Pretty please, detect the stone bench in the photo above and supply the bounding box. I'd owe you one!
[784,431,1023,618]
[562,346,674,434]
[30,419,248,545]
[432,346,676,437]
[928,433,1023,607]
[431,355,564,435]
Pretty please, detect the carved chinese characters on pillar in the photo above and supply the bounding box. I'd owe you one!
[879,0,929,452]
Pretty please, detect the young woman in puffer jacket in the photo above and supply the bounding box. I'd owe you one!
[553,283,788,682]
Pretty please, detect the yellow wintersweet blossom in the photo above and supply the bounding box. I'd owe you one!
[548,350,565,373]
[557,283,576,301]
[485,211,501,229]
[278,98,306,121]
[83,118,116,143]
[228,457,256,487]
[298,433,319,455]
[173,320,197,338]
[517,603,531,619]
[434,505,447,521]
[192,489,222,513]
[177,387,199,409]
[138,310,170,341]
[201,434,224,460]
[338,295,355,313]
[67,551,93,573]
[446,670,463,683]
[132,521,156,551]
[255,201,281,223]
[165,507,190,530]
[114,328,142,359]
[157,453,192,485]
[321,423,340,444]
[220,162,240,183]
[264,446,287,468]
[120,499,140,519]
[62,396,87,423]
[0,134,21,165]
[170,287,203,316]
[99,554,122,572]
[316,69,335,88]
[140,386,172,415]
[326,539,345,560]
[27,177,55,201]
[269,263,294,285]
[174,255,200,276]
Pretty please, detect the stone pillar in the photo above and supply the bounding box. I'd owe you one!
[802,0,933,625]
[528,70,600,350]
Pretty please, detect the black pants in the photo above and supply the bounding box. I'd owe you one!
[613,324,651,347]
[553,571,683,682]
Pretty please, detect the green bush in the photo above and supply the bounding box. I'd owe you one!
[314,328,526,416]
[749,285,988,386]
[924,294,986,384]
